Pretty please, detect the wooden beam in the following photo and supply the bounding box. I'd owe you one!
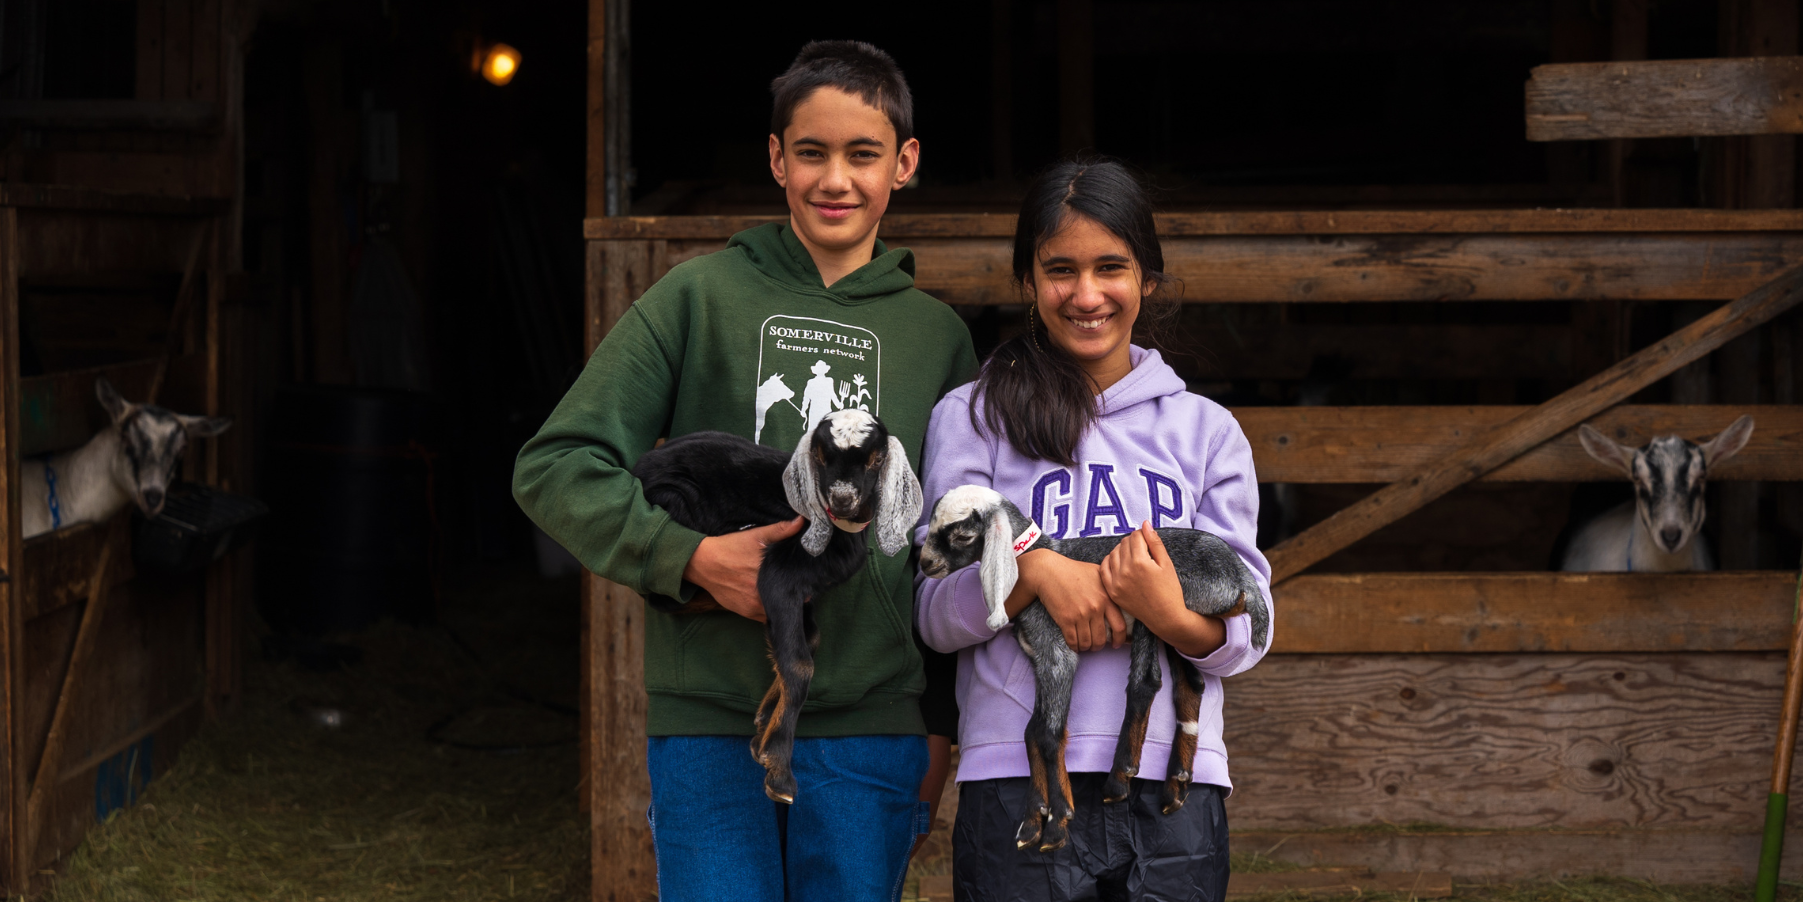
[1238,404,1803,484]
[0,101,219,132]
[1225,651,1803,834]
[1274,571,1795,654]
[1526,56,1803,140]
[586,208,1803,239]
[1264,264,1803,583]
[1178,323,1572,381]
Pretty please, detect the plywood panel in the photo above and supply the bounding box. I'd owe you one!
[1274,572,1795,653]
[1239,404,1803,483]
[1223,652,1797,831]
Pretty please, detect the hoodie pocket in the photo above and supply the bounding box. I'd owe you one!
[805,562,918,707]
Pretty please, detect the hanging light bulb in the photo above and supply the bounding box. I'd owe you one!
[481,43,521,86]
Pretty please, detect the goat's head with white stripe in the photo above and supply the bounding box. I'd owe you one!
[781,409,923,557]
[919,486,1036,632]
[1577,414,1754,558]
[98,378,232,518]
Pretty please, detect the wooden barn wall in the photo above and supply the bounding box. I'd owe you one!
[583,209,1803,888]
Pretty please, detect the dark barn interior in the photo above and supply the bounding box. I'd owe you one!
[0,0,1793,899]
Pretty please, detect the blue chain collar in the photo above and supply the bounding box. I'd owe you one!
[44,463,61,530]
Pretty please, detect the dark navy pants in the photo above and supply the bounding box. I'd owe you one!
[952,774,1230,902]
[647,734,931,902]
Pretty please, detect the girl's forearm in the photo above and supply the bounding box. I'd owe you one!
[1142,608,1227,659]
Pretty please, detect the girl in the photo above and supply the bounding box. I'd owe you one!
[914,159,1272,902]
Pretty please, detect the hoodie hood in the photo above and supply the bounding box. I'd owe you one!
[727,221,918,303]
[1097,345,1187,417]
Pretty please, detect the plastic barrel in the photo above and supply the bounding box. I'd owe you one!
[259,386,438,635]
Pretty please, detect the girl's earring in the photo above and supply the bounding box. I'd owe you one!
[1027,304,1044,352]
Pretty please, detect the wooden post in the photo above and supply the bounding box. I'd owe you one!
[585,240,658,902]
[0,207,21,895]
[1057,0,1093,153]
[1265,264,1803,583]
[990,0,1013,181]
[1717,0,1797,568]
[586,0,608,221]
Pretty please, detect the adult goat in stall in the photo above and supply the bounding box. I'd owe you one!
[22,378,232,539]
[630,409,922,804]
[1559,415,1754,572]
[919,485,1269,852]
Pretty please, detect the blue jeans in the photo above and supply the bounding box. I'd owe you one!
[647,734,931,902]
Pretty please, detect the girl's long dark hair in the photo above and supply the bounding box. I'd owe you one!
[971,158,1177,466]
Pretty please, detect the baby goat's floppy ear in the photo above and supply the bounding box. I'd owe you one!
[1577,424,1636,475]
[178,413,233,437]
[1701,414,1755,469]
[782,430,834,556]
[978,504,1018,632]
[874,435,923,557]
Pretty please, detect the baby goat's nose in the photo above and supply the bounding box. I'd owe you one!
[143,488,165,514]
[1660,527,1682,550]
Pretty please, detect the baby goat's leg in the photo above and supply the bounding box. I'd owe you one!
[1017,609,1079,852]
[1104,622,1162,803]
[754,584,814,805]
[751,604,817,765]
[1160,644,1206,814]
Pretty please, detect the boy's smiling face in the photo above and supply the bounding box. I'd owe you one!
[769,87,920,282]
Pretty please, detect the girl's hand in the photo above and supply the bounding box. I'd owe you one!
[681,517,806,622]
[1101,522,1227,658]
[1007,548,1126,652]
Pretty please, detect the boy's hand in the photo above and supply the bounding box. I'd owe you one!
[682,517,806,623]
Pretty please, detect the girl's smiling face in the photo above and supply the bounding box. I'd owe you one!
[1027,213,1155,392]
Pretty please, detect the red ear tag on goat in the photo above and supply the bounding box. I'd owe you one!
[1011,523,1041,556]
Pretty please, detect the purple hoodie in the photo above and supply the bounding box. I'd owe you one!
[913,346,1273,791]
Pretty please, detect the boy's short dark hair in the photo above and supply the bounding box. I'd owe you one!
[770,41,914,145]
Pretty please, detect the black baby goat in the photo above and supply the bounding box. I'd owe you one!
[630,409,923,804]
[919,485,1270,852]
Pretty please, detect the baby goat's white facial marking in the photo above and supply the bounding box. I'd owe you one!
[1631,437,1708,555]
[930,485,1004,532]
[825,409,876,450]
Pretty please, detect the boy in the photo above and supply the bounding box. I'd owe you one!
[513,41,976,902]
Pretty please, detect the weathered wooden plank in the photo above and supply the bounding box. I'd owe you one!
[1231,828,1803,884]
[592,231,1803,303]
[1274,572,1795,654]
[1264,265,1803,582]
[1227,870,1452,899]
[1238,404,1803,484]
[1223,652,1803,832]
[584,209,1803,240]
[0,185,221,216]
[1527,57,1803,140]
[585,0,608,220]
[19,524,137,623]
[14,210,206,277]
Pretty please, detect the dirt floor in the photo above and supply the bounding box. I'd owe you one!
[34,563,1803,902]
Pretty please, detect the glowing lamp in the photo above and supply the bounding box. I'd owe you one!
[481,44,521,86]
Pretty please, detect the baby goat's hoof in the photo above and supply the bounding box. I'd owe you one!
[1102,772,1133,804]
[1038,818,1071,852]
[763,773,797,805]
[1014,811,1047,850]
[1160,778,1190,815]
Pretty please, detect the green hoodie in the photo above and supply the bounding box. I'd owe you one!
[514,223,977,737]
